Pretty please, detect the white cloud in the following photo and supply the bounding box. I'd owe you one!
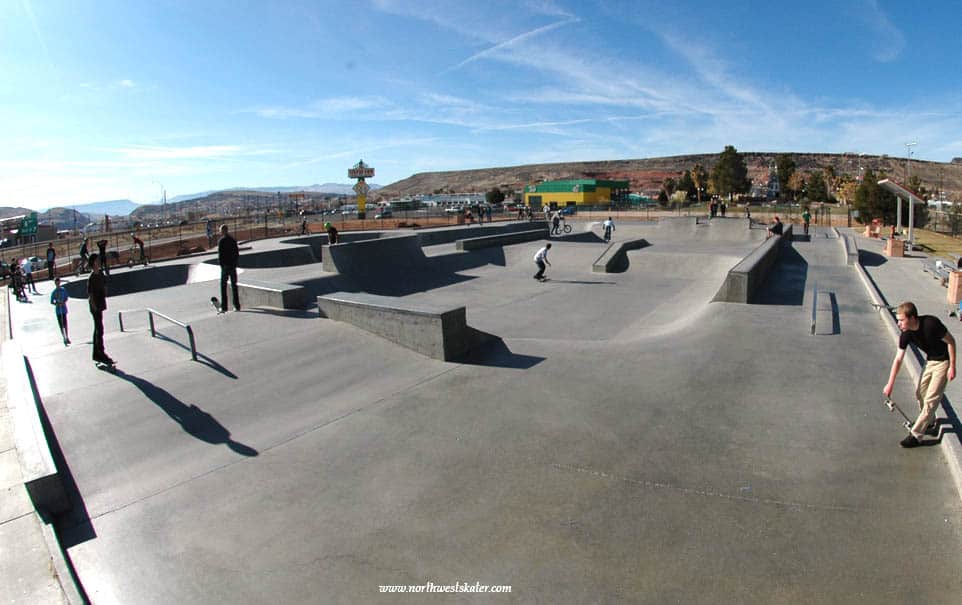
[118,79,136,88]
[105,144,274,160]
[253,96,390,119]
[856,0,905,62]
[441,16,579,74]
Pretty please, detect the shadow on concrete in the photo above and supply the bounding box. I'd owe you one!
[456,334,545,369]
[551,231,605,244]
[293,249,503,298]
[113,370,258,457]
[753,245,809,306]
[241,308,318,320]
[859,250,888,267]
[23,357,97,582]
[150,332,238,379]
[544,279,618,285]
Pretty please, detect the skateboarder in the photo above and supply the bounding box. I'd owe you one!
[882,301,956,447]
[97,239,109,275]
[217,224,240,312]
[87,254,115,366]
[802,208,812,235]
[602,216,615,243]
[533,243,551,281]
[325,222,339,244]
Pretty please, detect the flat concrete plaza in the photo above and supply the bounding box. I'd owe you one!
[9,218,962,603]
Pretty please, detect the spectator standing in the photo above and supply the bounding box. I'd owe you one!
[97,239,109,275]
[767,216,783,240]
[217,224,240,312]
[50,277,70,345]
[46,243,56,280]
[802,208,812,236]
[132,233,146,264]
[87,254,114,366]
[79,238,89,272]
[22,257,38,294]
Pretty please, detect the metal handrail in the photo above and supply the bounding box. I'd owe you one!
[118,308,197,361]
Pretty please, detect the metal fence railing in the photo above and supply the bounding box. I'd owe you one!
[118,308,197,361]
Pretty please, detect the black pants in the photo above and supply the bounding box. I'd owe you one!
[604,227,612,241]
[220,266,240,311]
[91,309,105,360]
[56,313,68,337]
[48,261,55,280]
[534,260,546,279]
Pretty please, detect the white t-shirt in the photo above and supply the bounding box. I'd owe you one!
[603,219,614,230]
[534,247,549,262]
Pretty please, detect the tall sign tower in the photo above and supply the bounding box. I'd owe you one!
[348,159,375,219]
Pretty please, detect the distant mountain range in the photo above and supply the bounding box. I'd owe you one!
[167,183,381,204]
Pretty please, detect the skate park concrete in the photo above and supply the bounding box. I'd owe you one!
[5,218,962,603]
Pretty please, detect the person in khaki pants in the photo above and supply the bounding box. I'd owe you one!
[883,302,956,447]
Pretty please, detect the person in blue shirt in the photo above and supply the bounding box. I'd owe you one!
[50,277,70,345]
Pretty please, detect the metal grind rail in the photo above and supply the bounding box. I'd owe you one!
[118,308,197,361]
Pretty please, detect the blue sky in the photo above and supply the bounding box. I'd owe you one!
[2,0,961,210]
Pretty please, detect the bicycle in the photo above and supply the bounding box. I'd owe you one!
[127,244,149,267]
[551,222,572,235]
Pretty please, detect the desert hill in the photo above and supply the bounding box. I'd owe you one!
[376,152,962,200]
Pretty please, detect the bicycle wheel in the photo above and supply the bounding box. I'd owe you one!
[563,224,572,233]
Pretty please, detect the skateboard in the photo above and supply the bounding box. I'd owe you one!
[210,296,223,313]
[883,397,914,432]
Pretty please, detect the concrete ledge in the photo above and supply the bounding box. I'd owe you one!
[455,228,548,251]
[317,293,487,360]
[843,233,858,265]
[416,221,549,247]
[592,238,651,273]
[237,279,307,309]
[713,224,793,303]
[1,341,69,516]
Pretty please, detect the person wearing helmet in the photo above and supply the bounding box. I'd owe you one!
[325,222,339,244]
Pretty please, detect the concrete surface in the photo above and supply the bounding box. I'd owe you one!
[4,219,962,603]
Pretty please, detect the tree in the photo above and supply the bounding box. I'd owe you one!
[677,170,696,200]
[709,145,751,202]
[662,177,677,198]
[853,169,897,224]
[838,180,858,205]
[775,154,796,200]
[946,202,962,236]
[485,187,505,205]
[691,163,708,205]
[807,172,829,203]
[657,189,669,206]
[787,172,807,200]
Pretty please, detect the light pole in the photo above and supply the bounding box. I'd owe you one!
[904,141,917,185]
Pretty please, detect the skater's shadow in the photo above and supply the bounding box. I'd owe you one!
[114,370,257,456]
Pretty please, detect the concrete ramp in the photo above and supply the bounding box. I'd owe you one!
[64,262,221,299]
[322,234,427,276]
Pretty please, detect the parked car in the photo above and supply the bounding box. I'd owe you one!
[444,207,463,215]
[560,206,577,215]
[374,209,393,219]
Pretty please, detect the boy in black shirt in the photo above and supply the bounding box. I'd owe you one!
[883,302,956,447]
